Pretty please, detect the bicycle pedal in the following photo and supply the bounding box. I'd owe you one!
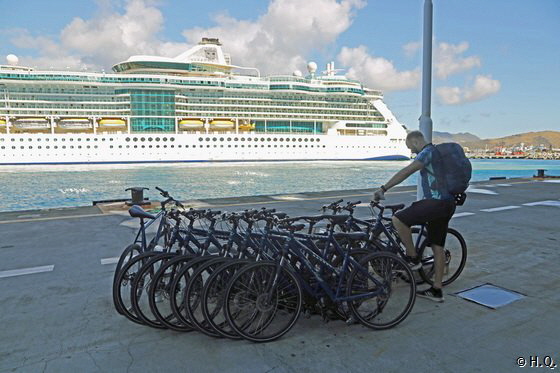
[345,316,357,325]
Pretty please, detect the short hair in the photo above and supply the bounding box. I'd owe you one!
[406,130,425,141]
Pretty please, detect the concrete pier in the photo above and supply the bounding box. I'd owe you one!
[0,178,559,372]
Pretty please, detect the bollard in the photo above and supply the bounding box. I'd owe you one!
[125,187,150,206]
[535,169,547,178]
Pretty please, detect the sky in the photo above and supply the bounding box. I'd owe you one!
[0,0,558,139]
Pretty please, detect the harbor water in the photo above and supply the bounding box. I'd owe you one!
[0,159,559,212]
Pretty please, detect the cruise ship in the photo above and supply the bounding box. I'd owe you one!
[0,38,409,165]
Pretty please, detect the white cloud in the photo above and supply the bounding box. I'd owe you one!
[436,74,501,105]
[435,41,481,79]
[181,0,366,75]
[337,45,420,91]
[5,0,365,74]
[7,0,191,71]
[403,41,421,57]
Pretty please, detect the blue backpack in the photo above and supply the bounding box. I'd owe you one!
[434,143,472,195]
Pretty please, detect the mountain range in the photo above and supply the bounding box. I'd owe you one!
[432,131,560,149]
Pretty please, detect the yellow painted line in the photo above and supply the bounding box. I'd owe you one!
[0,213,107,225]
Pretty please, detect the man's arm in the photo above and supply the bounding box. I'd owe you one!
[383,160,424,190]
[373,160,424,200]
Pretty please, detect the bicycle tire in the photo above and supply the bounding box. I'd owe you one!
[418,227,467,286]
[201,259,252,339]
[224,261,303,343]
[148,254,197,332]
[346,252,416,330]
[130,252,179,329]
[169,255,214,327]
[112,243,142,315]
[112,252,159,325]
[184,257,232,337]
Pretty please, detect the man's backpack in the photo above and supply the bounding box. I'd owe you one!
[434,143,472,198]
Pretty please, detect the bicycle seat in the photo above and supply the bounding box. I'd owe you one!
[385,203,405,212]
[282,223,306,232]
[128,205,156,220]
[334,232,368,241]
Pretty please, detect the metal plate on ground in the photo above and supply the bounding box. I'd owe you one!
[454,283,525,309]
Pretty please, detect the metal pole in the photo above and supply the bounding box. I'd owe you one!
[418,0,433,200]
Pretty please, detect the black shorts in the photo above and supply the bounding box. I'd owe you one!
[394,199,456,246]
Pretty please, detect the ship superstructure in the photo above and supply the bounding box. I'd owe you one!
[0,38,409,164]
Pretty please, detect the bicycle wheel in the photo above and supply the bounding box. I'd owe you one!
[224,261,302,343]
[184,257,231,337]
[418,228,467,286]
[148,254,196,332]
[346,252,416,330]
[112,252,159,325]
[113,244,142,314]
[169,256,214,327]
[202,259,252,339]
[131,252,179,329]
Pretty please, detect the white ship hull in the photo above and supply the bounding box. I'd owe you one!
[0,132,409,165]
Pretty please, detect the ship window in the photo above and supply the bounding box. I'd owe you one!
[28,138,32,142]
[94,138,98,141]
[141,137,145,142]
[170,137,175,142]
[310,138,314,142]
[102,138,106,141]
[77,138,81,142]
[133,137,138,141]
[227,137,231,141]
[267,138,271,142]
[87,146,91,149]
[156,145,160,148]
[134,145,137,148]
[234,137,239,141]
[156,137,161,141]
[206,145,210,148]
[163,138,168,142]
[220,137,224,141]
[261,138,265,142]
[148,137,153,142]
[205,137,210,141]
[29,146,33,149]
[279,138,284,142]
[54,146,58,149]
[240,138,245,141]
[126,137,130,142]
[212,137,217,141]
[141,145,145,148]
[298,138,302,142]
[198,137,203,141]
[317,139,321,142]
[20,138,23,142]
[273,138,277,142]
[46,146,50,149]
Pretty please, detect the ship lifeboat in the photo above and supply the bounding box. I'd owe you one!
[179,118,204,129]
[0,119,6,127]
[58,118,92,129]
[238,122,255,131]
[14,117,50,130]
[210,119,234,129]
[98,118,127,128]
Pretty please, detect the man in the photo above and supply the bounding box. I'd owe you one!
[373,130,456,302]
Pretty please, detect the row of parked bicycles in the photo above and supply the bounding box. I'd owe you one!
[112,187,467,342]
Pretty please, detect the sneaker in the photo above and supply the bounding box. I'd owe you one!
[416,287,444,302]
[405,255,422,271]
